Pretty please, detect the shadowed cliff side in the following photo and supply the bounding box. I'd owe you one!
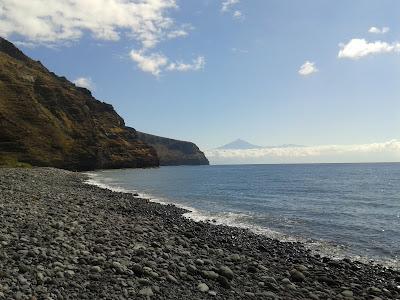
[0,37,159,171]
[136,132,209,166]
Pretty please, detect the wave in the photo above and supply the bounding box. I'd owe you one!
[84,172,399,270]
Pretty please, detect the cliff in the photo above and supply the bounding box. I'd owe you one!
[0,37,159,171]
[137,132,209,166]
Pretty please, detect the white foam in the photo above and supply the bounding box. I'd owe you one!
[84,172,400,270]
[85,172,300,245]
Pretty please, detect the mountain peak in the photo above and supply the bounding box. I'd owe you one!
[0,37,30,63]
[217,139,262,150]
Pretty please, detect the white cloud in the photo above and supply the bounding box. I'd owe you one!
[167,56,205,72]
[369,26,390,34]
[233,10,243,19]
[221,0,239,12]
[167,30,188,39]
[129,50,168,76]
[338,38,400,59]
[221,0,243,19]
[298,61,318,76]
[205,140,400,165]
[130,50,205,76]
[0,0,207,76]
[0,0,183,49]
[73,77,94,90]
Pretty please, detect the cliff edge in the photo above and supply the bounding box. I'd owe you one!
[0,37,209,170]
[137,132,209,166]
[0,37,159,170]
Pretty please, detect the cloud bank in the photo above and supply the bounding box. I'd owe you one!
[0,0,180,48]
[338,39,400,60]
[0,0,204,76]
[206,140,400,165]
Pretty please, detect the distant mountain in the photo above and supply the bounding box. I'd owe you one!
[218,139,262,150]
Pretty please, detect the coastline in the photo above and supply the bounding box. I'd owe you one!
[85,169,400,271]
[0,168,399,299]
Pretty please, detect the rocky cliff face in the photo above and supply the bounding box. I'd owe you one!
[137,132,209,166]
[0,37,209,170]
[0,37,159,171]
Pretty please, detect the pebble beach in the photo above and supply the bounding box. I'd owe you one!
[0,168,399,299]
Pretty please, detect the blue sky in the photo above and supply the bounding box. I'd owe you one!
[2,0,400,153]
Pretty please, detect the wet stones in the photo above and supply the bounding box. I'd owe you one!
[217,265,234,280]
[197,283,209,292]
[0,168,399,300]
[290,269,306,282]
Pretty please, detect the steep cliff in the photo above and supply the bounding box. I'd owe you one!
[137,132,209,166]
[0,37,159,171]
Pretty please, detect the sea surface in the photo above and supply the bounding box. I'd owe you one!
[87,163,400,269]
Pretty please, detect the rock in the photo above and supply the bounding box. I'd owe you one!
[15,292,25,300]
[218,266,234,280]
[296,264,308,272]
[18,275,28,285]
[282,278,291,284]
[247,265,258,273]
[264,276,277,284]
[229,254,241,262]
[341,290,353,297]
[317,276,338,286]
[195,259,204,265]
[187,265,198,274]
[290,269,305,282]
[262,291,278,299]
[132,264,144,276]
[197,283,209,292]
[368,287,382,295]
[91,266,102,273]
[217,276,231,289]
[138,278,151,285]
[139,287,154,297]
[167,274,178,284]
[36,272,44,283]
[202,271,219,280]
[112,261,126,274]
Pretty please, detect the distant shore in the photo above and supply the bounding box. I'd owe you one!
[0,168,399,299]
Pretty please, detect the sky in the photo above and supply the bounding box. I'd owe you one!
[1,0,400,163]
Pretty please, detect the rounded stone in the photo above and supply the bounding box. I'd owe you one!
[197,283,209,292]
[290,269,305,282]
[218,266,234,280]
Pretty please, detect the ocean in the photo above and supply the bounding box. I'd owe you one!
[87,163,400,269]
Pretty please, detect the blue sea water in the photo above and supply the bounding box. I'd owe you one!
[87,163,400,269]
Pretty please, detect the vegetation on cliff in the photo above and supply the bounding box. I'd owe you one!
[137,132,209,166]
[0,37,159,171]
[0,37,209,170]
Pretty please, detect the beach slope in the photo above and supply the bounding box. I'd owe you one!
[0,168,398,299]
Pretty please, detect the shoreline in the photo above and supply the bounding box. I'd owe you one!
[0,168,399,299]
[85,170,400,271]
